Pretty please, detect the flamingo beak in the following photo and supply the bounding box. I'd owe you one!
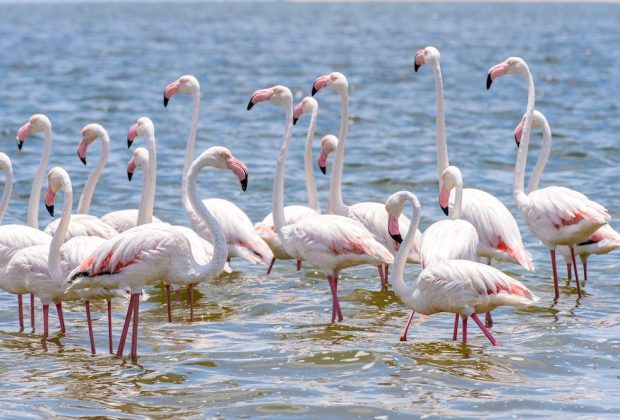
[318,150,328,175]
[293,102,304,126]
[414,49,425,72]
[16,121,31,150]
[247,89,274,111]
[45,189,55,217]
[127,123,138,148]
[127,157,136,181]
[311,75,330,96]
[163,80,181,108]
[486,62,508,90]
[77,140,88,165]
[514,122,523,148]
[127,171,133,181]
[227,157,249,191]
[388,215,403,244]
[439,185,450,216]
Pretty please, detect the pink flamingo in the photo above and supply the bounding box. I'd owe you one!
[66,145,244,362]
[163,75,273,267]
[312,72,421,290]
[386,191,539,345]
[488,56,610,300]
[248,84,393,322]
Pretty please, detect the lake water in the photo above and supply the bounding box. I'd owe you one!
[0,1,619,418]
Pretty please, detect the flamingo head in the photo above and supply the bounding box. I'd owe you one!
[439,166,463,216]
[78,123,106,165]
[202,146,249,191]
[45,167,69,217]
[414,46,440,72]
[292,96,318,125]
[311,72,348,96]
[513,110,546,148]
[163,75,200,107]
[385,193,409,244]
[127,117,154,148]
[486,57,528,89]
[127,147,148,182]
[0,153,11,175]
[16,114,51,151]
[247,85,293,111]
[317,134,338,175]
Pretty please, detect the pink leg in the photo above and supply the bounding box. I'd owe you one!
[56,302,65,334]
[266,258,275,275]
[453,314,459,341]
[188,284,194,322]
[327,275,343,322]
[550,249,559,301]
[471,313,500,347]
[570,246,582,298]
[400,310,415,342]
[566,263,572,283]
[107,299,113,354]
[30,294,35,330]
[485,312,493,329]
[43,304,49,337]
[85,301,96,355]
[384,265,390,286]
[334,275,343,321]
[17,294,24,332]
[131,293,140,363]
[165,284,172,322]
[462,316,468,345]
[377,265,386,290]
[296,259,302,271]
[116,294,136,358]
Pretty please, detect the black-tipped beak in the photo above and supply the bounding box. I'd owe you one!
[78,152,87,165]
[127,171,133,181]
[414,63,421,72]
[486,74,493,90]
[514,137,520,148]
[311,86,318,96]
[127,138,133,149]
[46,204,54,217]
[163,96,169,108]
[319,165,326,175]
[247,100,255,111]
[240,176,248,192]
[293,117,298,125]
[440,205,449,216]
[390,232,403,244]
[17,140,23,151]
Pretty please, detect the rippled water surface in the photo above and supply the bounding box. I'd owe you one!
[0,1,619,417]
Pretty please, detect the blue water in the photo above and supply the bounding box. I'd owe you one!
[0,1,619,417]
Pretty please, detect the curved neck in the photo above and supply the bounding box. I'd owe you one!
[304,108,320,211]
[49,177,72,282]
[182,90,201,219]
[527,119,551,194]
[27,127,52,228]
[0,163,13,224]
[514,70,536,203]
[272,102,295,236]
[432,62,450,188]
[137,133,157,225]
[327,88,349,215]
[391,195,421,306]
[77,133,110,214]
[451,183,463,220]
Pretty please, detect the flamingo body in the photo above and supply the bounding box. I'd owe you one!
[420,219,478,268]
[0,225,51,267]
[44,214,119,240]
[255,205,318,260]
[101,209,164,233]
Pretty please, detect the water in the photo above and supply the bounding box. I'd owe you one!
[0,1,619,417]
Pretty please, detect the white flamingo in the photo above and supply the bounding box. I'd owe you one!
[414,47,533,274]
[312,72,421,289]
[487,56,610,300]
[255,96,324,274]
[386,191,539,346]
[248,85,393,322]
[66,145,242,361]
[163,75,272,267]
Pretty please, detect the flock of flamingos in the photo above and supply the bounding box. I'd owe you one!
[0,47,617,363]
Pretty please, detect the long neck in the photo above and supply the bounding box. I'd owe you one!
[0,164,12,224]
[27,128,52,228]
[433,62,449,188]
[304,107,320,211]
[451,183,463,220]
[273,102,294,235]
[527,118,551,194]
[182,90,201,218]
[187,164,227,277]
[514,70,536,204]
[77,134,109,214]
[136,156,153,225]
[137,134,156,225]
[327,88,349,214]
[391,195,420,306]
[49,179,72,282]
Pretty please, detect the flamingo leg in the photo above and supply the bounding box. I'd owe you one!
[550,249,559,301]
[461,316,468,345]
[30,294,35,330]
[570,246,582,298]
[17,294,24,332]
[131,293,140,363]
[266,258,275,275]
[116,294,136,358]
[43,304,49,338]
[566,264,572,283]
[327,275,343,322]
[334,274,343,321]
[107,298,113,354]
[400,311,415,342]
[453,314,459,341]
[384,265,390,285]
[471,313,500,347]
[165,284,172,322]
[296,259,302,271]
[85,300,95,355]
[485,312,493,329]
[377,265,386,290]
[188,284,194,322]
[55,302,65,334]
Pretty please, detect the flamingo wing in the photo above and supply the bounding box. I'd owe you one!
[420,219,478,268]
[255,205,318,260]
[44,214,119,240]
[0,224,51,267]
[101,209,164,233]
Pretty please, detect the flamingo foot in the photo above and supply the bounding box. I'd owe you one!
[165,284,172,322]
[462,316,468,345]
[17,294,24,332]
[30,293,35,330]
[485,312,493,329]
[85,300,96,355]
[56,302,65,334]
[453,314,459,341]
[570,246,582,298]
[471,313,500,347]
[296,259,302,271]
[107,298,113,355]
[116,294,136,358]
[400,310,415,342]
[266,258,275,275]
[131,293,140,364]
[188,284,194,322]
[43,304,49,338]
[550,249,559,301]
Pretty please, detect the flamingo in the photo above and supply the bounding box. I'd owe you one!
[163,75,273,267]
[512,109,618,286]
[255,96,324,274]
[397,166,480,341]
[66,145,243,361]
[414,47,533,274]
[385,191,539,345]
[312,72,421,289]
[487,56,610,300]
[248,85,393,322]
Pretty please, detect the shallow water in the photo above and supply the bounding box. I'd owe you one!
[0,1,619,418]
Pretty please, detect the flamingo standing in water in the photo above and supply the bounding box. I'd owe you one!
[385,191,539,345]
[255,96,325,274]
[67,144,244,361]
[512,110,619,285]
[248,85,393,322]
[312,72,421,289]
[163,75,273,267]
[398,166,480,341]
[487,56,609,300]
